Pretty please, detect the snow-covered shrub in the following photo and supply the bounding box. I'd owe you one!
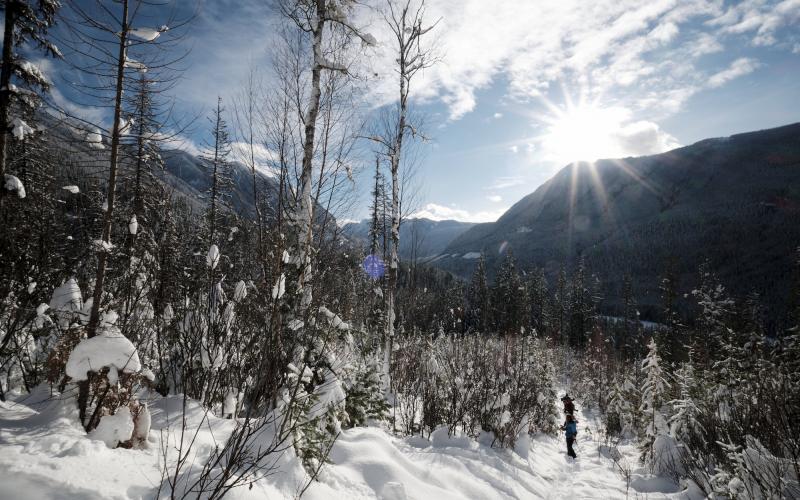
[343,357,389,427]
[280,344,348,472]
[391,333,557,448]
[63,310,150,441]
[711,436,800,499]
[605,372,640,439]
[65,311,142,381]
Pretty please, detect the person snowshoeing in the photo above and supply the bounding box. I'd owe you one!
[561,394,575,415]
[561,414,578,458]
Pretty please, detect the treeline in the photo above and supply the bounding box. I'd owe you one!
[570,265,800,498]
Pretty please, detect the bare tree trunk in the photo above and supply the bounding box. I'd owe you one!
[83,0,129,428]
[385,19,410,389]
[133,75,147,218]
[0,3,17,209]
[385,115,403,384]
[293,0,326,310]
[87,0,129,337]
[380,0,438,389]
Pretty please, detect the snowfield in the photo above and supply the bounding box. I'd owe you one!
[0,388,686,499]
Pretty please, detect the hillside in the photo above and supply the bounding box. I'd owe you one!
[435,123,800,322]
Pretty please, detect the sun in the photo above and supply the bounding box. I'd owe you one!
[537,101,631,166]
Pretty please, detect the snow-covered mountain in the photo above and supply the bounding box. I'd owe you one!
[160,149,279,218]
[433,122,800,320]
[342,217,475,259]
[41,115,335,226]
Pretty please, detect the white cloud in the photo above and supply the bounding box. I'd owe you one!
[230,141,278,178]
[355,0,793,122]
[487,194,502,203]
[712,0,800,47]
[509,145,519,154]
[535,104,680,164]
[707,58,760,88]
[612,120,681,156]
[163,0,793,129]
[171,135,203,158]
[493,112,503,119]
[411,203,507,223]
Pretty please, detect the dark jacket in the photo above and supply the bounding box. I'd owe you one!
[564,421,577,438]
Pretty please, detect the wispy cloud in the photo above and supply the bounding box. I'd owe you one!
[152,0,797,128]
[707,57,760,88]
[487,176,525,190]
[711,0,800,47]
[230,141,279,178]
[411,203,507,223]
[357,0,796,121]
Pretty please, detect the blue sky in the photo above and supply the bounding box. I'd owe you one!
[45,0,800,223]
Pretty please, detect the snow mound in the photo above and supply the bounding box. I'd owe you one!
[0,390,687,499]
[65,313,141,381]
[49,278,82,314]
[89,407,134,448]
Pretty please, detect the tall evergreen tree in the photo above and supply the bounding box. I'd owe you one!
[0,0,60,204]
[368,156,386,257]
[568,257,594,347]
[640,338,670,466]
[491,251,528,336]
[692,261,734,363]
[528,267,550,335]
[621,273,637,350]
[125,73,164,222]
[554,265,569,344]
[202,97,233,247]
[465,254,490,333]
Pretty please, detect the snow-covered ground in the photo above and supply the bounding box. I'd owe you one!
[0,387,686,499]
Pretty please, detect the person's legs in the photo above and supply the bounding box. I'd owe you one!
[566,438,576,458]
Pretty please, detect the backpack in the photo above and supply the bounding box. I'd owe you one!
[565,421,578,438]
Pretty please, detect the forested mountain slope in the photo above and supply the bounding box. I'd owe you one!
[437,123,800,323]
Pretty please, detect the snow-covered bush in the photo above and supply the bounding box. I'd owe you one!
[605,372,640,439]
[391,333,557,448]
[343,357,389,427]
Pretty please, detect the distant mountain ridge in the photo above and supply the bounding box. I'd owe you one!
[160,149,279,218]
[342,218,476,259]
[433,122,800,323]
[42,113,334,226]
